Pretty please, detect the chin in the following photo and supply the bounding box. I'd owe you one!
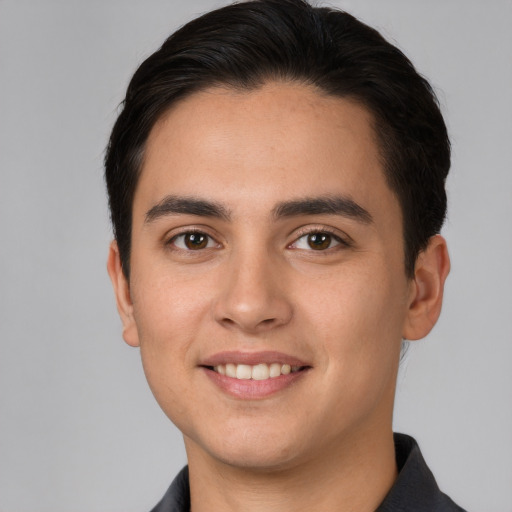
[211,444,301,472]
[185,422,309,472]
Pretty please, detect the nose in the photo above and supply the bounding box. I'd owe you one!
[213,249,293,334]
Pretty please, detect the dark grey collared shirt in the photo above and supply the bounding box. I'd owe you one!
[150,433,467,512]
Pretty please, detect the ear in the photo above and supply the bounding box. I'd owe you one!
[106,240,140,347]
[402,235,450,341]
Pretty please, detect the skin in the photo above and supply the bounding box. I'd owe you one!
[108,82,450,512]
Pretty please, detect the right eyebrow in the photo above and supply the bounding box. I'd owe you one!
[144,195,231,224]
[272,195,373,225]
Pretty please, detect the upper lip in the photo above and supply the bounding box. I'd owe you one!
[200,350,310,367]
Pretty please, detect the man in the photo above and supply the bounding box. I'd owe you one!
[105,1,466,510]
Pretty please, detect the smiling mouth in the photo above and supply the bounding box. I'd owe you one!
[207,363,307,381]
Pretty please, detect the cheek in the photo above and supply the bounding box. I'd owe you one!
[130,270,212,403]
[132,265,212,341]
[297,261,407,373]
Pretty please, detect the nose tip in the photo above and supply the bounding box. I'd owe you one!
[213,263,293,333]
[218,301,290,333]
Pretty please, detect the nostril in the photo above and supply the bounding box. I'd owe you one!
[214,293,293,332]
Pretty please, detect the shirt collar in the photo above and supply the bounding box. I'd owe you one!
[376,433,466,511]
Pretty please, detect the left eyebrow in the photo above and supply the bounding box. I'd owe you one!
[144,195,231,224]
[272,196,373,224]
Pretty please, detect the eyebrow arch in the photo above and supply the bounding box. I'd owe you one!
[145,195,231,224]
[272,196,373,224]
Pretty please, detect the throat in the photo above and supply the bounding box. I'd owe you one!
[184,429,398,512]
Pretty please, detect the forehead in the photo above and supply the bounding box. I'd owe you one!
[135,82,399,227]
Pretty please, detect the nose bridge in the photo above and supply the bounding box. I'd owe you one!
[213,242,292,332]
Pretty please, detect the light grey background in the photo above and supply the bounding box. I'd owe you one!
[1,1,511,511]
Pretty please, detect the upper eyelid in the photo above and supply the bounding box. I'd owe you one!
[165,226,219,241]
[290,232,346,250]
[294,226,339,237]
[291,225,351,244]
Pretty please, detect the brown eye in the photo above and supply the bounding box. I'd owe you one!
[184,233,208,249]
[307,233,333,250]
[291,231,343,251]
[171,232,215,250]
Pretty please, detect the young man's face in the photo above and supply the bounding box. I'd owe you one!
[109,82,438,471]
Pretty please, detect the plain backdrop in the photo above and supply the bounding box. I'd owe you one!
[1,1,511,511]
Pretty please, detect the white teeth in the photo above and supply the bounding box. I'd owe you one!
[213,362,303,380]
[225,363,236,378]
[269,363,282,378]
[236,364,252,380]
[252,363,270,380]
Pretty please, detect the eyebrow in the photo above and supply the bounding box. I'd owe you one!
[144,194,373,225]
[272,196,373,224]
[145,195,231,223]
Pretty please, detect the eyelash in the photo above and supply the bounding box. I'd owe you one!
[166,226,351,253]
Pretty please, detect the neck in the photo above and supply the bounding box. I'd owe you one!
[185,425,397,512]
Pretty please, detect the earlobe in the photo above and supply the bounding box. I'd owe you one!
[402,235,450,341]
[106,241,140,347]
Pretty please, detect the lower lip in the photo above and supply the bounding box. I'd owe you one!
[202,367,308,400]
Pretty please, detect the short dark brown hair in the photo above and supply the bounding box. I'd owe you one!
[105,0,450,278]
